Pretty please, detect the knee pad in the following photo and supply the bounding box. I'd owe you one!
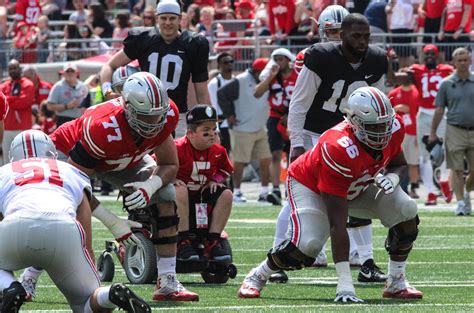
[155,183,176,203]
[385,215,420,257]
[267,239,315,271]
[347,216,372,228]
[148,204,179,245]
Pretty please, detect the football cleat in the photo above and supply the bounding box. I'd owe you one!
[357,259,388,283]
[383,274,423,299]
[204,239,231,261]
[109,283,151,313]
[238,268,267,298]
[177,239,199,261]
[152,274,199,301]
[0,281,27,313]
[268,270,288,283]
[424,192,437,206]
[439,181,453,203]
[455,201,467,216]
[19,275,37,302]
[266,190,282,205]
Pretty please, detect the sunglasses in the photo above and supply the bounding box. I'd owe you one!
[143,16,154,19]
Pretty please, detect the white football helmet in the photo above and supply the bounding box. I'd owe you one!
[318,5,349,42]
[112,65,139,93]
[122,72,170,138]
[9,129,58,161]
[345,87,395,150]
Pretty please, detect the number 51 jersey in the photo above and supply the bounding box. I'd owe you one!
[123,27,210,113]
[288,115,404,201]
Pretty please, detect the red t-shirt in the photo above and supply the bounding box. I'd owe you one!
[388,85,419,136]
[0,92,8,120]
[51,98,179,172]
[426,0,446,19]
[444,0,473,32]
[35,79,52,107]
[268,0,296,35]
[268,70,298,119]
[288,115,405,200]
[15,0,41,27]
[175,136,233,192]
[410,63,453,109]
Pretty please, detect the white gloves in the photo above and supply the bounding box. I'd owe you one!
[334,291,364,303]
[123,175,163,210]
[375,173,400,194]
[92,205,142,246]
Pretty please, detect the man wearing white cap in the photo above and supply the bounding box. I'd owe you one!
[100,0,211,138]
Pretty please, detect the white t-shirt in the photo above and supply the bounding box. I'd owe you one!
[390,0,420,30]
[0,158,91,218]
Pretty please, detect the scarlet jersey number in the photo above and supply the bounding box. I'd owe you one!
[12,158,63,187]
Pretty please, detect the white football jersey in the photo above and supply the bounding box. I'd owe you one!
[0,158,92,218]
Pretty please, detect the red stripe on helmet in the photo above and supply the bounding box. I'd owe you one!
[24,131,34,158]
[369,87,386,117]
[120,66,126,79]
[144,74,161,109]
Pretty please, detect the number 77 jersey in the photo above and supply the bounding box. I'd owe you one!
[51,97,179,172]
[288,115,404,200]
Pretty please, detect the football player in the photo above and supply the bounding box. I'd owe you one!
[271,10,388,284]
[111,65,139,93]
[100,0,211,138]
[392,44,454,206]
[238,87,423,302]
[174,105,233,261]
[0,130,151,313]
[21,72,199,302]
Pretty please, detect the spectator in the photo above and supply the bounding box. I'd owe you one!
[385,0,419,68]
[255,0,270,36]
[218,58,273,204]
[418,0,444,43]
[130,14,144,27]
[197,6,216,37]
[292,0,316,44]
[208,52,235,152]
[69,0,89,26]
[62,22,82,61]
[180,12,196,31]
[22,65,52,113]
[214,10,242,54]
[46,63,88,126]
[214,0,231,20]
[389,68,420,198]
[142,5,156,27]
[268,0,296,43]
[0,59,35,164]
[88,3,114,39]
[194,0,215,7]
[187,3,201,29]
[437,0,473,61]
[112,12,130,50]
[364,0,389,43]
[36,15,51,63]
[174,105,233,262]
[254,48,297,205]
[129,0,145,15]
[8,0,41,36]
[12,22,38,63]
[78,24,110,56]
[39,100,57,135]
[431,47,474,216]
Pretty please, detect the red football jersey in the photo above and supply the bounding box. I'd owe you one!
[268,70,298,119]
[388,85,419,136]
[444,0,473,32]
[288,115,405,200]
[176,136,233,192]
[410,63,453,109]
[0,92,8,120]
[51,97,179,172]
[15,0,41,27]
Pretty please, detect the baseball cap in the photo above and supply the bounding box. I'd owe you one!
[63,63,78,72]
[252,58,269,71]
[186,105,218,124]
[156,0,181,15]
[423,44,439,56]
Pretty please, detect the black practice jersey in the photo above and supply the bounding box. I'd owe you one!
[123,27,210,113]
[303,42,388,134]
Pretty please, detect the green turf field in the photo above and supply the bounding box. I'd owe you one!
[21,200,474,312]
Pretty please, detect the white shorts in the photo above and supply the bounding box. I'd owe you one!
[0,210,100,312]
[286,176,418,257]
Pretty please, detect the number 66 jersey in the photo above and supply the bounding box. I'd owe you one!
[288,115,404,201]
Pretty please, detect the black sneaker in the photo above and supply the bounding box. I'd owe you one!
[268,270,288,283]
[177,239,199,261]
[205,239,231,261]
[0,281,27,313]
[267,190,281,205]
[357,259,388,283]
[109,283,151,313]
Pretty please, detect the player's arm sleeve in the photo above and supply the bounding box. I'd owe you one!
[122,28,147,60]
[191,35,210,83]
[288,65,320,148]
[316,142,354,198]
[217,79,239,117]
